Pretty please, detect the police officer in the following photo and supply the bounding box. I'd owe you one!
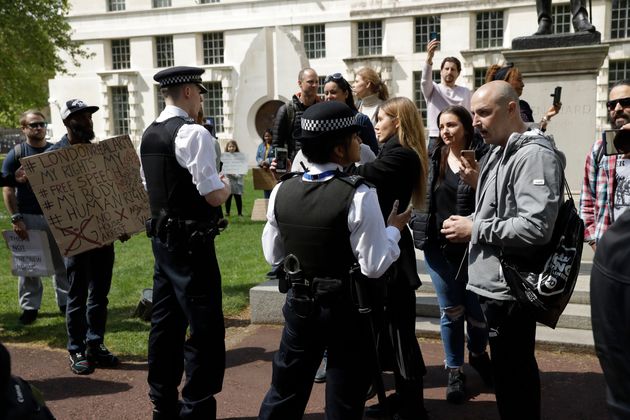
[141,66,231,420]
[258,101,411,420]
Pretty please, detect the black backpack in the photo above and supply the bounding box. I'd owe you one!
[1,375,55,420]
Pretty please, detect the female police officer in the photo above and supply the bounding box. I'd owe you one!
[258,101,411,420]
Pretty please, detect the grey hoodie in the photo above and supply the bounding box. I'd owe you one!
[466,129,566,300]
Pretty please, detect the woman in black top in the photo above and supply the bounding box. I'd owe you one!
[410,105,491,404]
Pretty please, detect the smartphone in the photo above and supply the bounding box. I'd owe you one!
[461,150,475,163]
[429,31,440,42]
[275,147,288,173]
[603,129,630,155]
[551,86,562,106]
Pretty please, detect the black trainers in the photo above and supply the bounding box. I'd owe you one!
[314,355,327,383]
[446,369,466,404]
[469,352,493,387]
[69,352,95,375]
[19,309,38,325]
[86,343,119,367]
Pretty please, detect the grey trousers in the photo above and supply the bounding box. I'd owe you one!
[18,214,69,310]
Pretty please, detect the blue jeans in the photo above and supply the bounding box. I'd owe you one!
[65,245,114,353]
[423,243,487,368]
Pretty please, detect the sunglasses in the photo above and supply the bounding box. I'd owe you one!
[324,73,348,86]
[606,97,630,111]
[26,122,47,129]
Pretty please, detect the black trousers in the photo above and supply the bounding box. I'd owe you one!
[225,194,242,216]
[147,237,225,420]
[479,298,540,420]
[591,265,630,420]
[258,289,372,420]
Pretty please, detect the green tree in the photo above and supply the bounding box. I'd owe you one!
[0,0,92,127]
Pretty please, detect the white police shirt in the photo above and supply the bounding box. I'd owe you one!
[262,162,401,279]
[141,105,224,196]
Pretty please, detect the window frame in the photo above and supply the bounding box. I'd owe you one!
[202,32,225,65]
[475,10,504,49]
[357,20,383,56]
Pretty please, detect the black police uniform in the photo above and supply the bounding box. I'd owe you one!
[141,67,223,420]
[258,172,374,420]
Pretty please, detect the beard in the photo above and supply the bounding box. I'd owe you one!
[68,120,95,143]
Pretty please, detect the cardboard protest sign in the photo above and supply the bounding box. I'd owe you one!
[21,135,150,257]
[3,230,54,277]
[221,152,248,175]
[252,167,277,190]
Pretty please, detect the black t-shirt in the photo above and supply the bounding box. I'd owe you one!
[434,165,459,235]
[593,209,630,284]
[1,142,52,214]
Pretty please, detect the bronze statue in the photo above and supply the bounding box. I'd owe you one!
[535,0,595,35]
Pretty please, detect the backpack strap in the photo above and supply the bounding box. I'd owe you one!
[14,142,23,163]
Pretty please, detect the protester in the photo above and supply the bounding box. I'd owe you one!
[273,68,320,159]
[410,105,491,403]
[353,67,389,126]
[224,140,244,217]
[591,207,630,420]
[485,63,561,129]
[141,66,231,420]
[258,101,411,420]
[349,97,429,420]
[256,129,275,198]
[2,109,69,325]
[441,81,564,420]
[421,40,471,149]
[48,99,122,376]
[580,80,630,250]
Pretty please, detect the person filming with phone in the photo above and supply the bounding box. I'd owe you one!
[580,79,630,251]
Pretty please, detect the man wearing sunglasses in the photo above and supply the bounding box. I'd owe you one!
[2,110,70,325]
[580,80,630,252]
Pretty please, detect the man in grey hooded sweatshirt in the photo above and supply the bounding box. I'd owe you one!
[440,80,564,420]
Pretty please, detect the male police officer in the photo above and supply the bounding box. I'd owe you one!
[141,66,230,420]
[258,101,411,420]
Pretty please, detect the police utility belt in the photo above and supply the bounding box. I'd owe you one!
[145,213,220,251]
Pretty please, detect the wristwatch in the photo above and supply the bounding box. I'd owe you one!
[10,213,23,224]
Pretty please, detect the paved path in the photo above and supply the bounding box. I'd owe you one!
[7,324,607,419]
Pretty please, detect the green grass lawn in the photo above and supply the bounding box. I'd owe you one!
[0,170,269,358]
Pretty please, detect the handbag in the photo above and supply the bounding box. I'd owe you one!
[500,173,584,329]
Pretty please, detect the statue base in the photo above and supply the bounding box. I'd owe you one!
[512,31,601,50]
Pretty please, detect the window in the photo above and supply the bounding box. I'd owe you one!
[415,16,440,53]
[609,60,630,89]
[152,0,171,7]
[202,82,224,133]
[612,0,630,39]
[111,86,130,136]
[202,32,224,65]
[357,20,382,56]
[317,76,326,98]
[155,36,174,68]
[107,0,125,11]
[303,24,326,59]
[552,4,572,34]
[199,0,220,3]
[476,10,504,48]
[474,67,487,90]
[111,39,130,70]
[156,87,166,115]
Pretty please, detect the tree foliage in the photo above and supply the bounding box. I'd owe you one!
[0,0,92,127]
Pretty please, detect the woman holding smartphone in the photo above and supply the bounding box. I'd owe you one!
[410,105,492,404]
[349,97,429,420]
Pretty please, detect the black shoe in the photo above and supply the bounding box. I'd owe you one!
[469,351,493,387]
[152,408,179,420]
[446,369,466,404]
[19,309,38,325]
[365,384,376,401]
[534,17,552,35]
[86,343,119,367]
[365,393,402,418]
[69,351,95,375]
[314,355,327,383]
[573,12,595,32]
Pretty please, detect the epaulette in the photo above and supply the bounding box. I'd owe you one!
[279,171,302,182]
[336,173,374,189]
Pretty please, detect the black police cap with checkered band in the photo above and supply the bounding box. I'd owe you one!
[297,101,361,140]
[153,66,208,94]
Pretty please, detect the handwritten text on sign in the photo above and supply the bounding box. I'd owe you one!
[21,135,150,257]
[2,230,54,277]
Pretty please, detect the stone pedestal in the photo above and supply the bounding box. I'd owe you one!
[502,43,608,192]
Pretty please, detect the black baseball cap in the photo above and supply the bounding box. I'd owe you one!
[60,99,99,120]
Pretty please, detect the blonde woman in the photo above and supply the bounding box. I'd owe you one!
[349,97,429,420]
[353,67,389,126]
